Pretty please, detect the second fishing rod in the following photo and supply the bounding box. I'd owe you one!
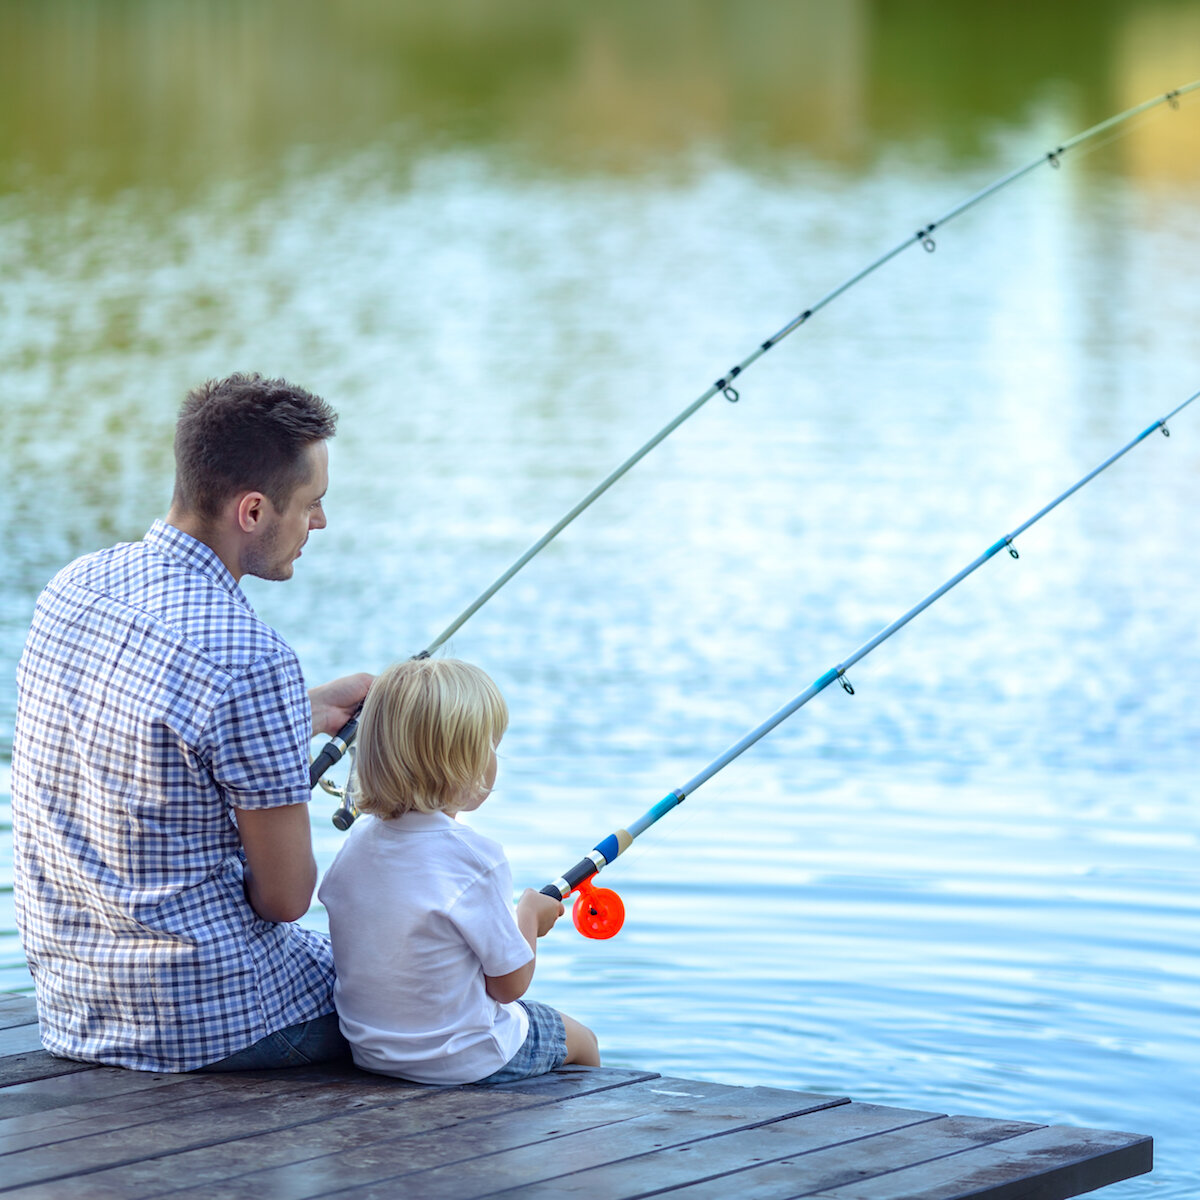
[311,81,1199,818]
[544,387,1199,938]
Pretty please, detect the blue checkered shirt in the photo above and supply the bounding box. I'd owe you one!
[12,520,335,1071]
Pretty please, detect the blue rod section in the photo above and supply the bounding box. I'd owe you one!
[543,388,1199,896]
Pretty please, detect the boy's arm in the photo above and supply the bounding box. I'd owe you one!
[484,889,564,1004]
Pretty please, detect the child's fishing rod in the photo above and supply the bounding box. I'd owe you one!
[543,388,1200,939]
[311,81,1199,809]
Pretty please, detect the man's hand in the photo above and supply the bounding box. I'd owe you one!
[309,672,373,737]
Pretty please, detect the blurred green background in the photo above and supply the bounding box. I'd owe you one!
[2,0,1197,196]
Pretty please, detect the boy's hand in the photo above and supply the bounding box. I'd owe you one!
[518,889,565,938]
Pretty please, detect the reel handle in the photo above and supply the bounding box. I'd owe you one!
[331,800,358,831]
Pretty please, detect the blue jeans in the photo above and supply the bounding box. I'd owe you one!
[195,1012,351,1072]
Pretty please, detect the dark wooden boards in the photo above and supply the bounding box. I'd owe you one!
[0,993,1151,1199]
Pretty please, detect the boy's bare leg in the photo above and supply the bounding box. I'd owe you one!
[561,1011,600,1066]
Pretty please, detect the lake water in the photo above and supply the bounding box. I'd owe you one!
[2,5,1199,1194]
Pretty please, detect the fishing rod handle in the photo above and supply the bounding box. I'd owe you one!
[309,709,360,789]
[540,799,674,899]
[540,856,603,902]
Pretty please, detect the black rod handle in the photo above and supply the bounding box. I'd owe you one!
[309,710,360,789]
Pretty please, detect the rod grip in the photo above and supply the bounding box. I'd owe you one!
[309,710,360,789]
[540,857,601,903]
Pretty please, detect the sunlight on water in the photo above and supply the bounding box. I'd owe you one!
[3,4,1200,1194]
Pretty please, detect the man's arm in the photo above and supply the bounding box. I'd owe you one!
[235,804,319,923]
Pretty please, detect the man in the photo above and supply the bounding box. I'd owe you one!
[11,373,372,1072]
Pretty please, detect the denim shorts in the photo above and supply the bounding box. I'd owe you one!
[195,1012,351,1072]
[474,1001,567,1085]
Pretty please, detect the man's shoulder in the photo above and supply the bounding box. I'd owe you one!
[46,537,293,672]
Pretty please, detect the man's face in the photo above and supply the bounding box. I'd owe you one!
[244,440,329,582]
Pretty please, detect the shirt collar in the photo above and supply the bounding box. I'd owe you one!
[377,810,461,833]
[144,519,252,610]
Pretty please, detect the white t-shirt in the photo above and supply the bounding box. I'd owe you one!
[318,810,533,1084]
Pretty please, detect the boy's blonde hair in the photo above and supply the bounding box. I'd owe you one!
[353,657,509,819]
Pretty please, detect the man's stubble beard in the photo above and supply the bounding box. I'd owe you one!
[242,520,293,582]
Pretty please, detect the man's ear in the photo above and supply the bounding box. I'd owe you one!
[235,492,269,533]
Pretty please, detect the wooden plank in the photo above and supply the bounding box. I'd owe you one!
[454,1063,662,1102]
[0,1068,429,1187]
[0,1049,96,1088]
[0,995,38,1030]
[0,1023,47,1057]
[546,1111,1041,1199]
[161,1080,849,1200]
[0,999,1152,1200]
[1,1088,507,1200]
[0,994,37,1018]
[0,1066,192,1123]
[0,1071,357,1153]
[0,997,95,1087]
[0,1068,664,1200]
[481,1105,986,1199]
[146,1077,780,1199]
[803,1124,1153,1200]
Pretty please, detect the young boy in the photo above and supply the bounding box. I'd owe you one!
[318,657,600,1085]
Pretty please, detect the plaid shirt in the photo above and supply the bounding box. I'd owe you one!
[12,520,335,1071]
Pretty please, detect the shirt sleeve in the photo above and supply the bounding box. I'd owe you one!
[448,857,534,980]
[202,649,312,810]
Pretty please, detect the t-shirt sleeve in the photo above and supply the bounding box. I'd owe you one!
[448,857,534,979]
[202,649,312,809]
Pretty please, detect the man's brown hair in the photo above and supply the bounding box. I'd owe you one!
[172,372,337,519]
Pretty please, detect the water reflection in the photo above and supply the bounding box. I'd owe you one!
[2,5,1199,1196]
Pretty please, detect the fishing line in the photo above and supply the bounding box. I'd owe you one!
[543,388,1200,939]
[311,81,1199,806]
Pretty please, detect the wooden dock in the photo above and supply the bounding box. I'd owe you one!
[0,993,1150,1198]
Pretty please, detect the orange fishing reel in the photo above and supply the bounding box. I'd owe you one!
[568,878,625,939]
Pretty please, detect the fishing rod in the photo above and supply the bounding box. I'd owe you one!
[543,388,1200,939]
[311,81,1199,815]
